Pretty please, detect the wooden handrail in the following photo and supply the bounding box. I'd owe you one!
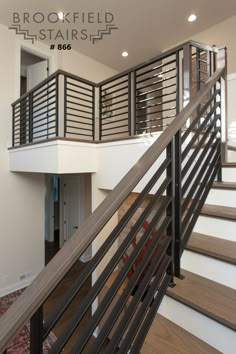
[12,70,60,106]
[12,39,217,108]
[12,69,97,107]
[98,40,217,86]
[0,67,225,351]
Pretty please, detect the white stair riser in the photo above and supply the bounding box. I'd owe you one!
[158,296,236,354]
[194,215,236,241]
[206,189,236,207]
[227,151,236,163]
[182,250,236,289]
[222,167,236,182]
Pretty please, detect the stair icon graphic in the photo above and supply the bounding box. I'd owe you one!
[8,24,37,44]
[90,24,118,44]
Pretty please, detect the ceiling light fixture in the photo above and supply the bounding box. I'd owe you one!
[58,12,64,20]
[122,51,129,57]
[188,14,197,22]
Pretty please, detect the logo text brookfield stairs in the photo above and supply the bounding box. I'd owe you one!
[9,12,118,45]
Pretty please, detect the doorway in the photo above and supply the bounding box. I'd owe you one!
[45,174,92,264]
[61,175,92,246]
[20,48,49,95]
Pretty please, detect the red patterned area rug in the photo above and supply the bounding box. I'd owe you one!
[0,289,56,353]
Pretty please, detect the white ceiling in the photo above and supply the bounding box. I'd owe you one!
[1,0,236,72]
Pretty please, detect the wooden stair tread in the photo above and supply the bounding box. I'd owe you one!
[212,182,236,190]
[222,162,236,167]
[201,204,236,220]
[186,232,236,264]
[141,314,221,354]
[167,270,236,330]
[228,145,236,151]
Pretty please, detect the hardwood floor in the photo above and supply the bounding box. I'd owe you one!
[187,232,236,264]
[142,314,221,354]
[167,269,236,331]
[44,237,108,353]
[201,204,236,221]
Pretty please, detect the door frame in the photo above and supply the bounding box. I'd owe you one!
[20,46,50,91]
[15,39,56,100]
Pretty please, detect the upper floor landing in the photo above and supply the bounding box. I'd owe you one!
[9,40,226,177]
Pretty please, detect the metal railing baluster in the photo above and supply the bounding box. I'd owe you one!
[30,306,43,354]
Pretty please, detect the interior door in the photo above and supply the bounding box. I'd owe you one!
[45,175,55,242]
[63,176,81,242]
[27,61,49,141]
[26,60,48,90]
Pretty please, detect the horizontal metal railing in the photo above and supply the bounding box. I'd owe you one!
[99,73,132,139]
[64,72,95,140]
[12,70,96,146]
[1,65,225,353]
[12,73,59,146]
[12,40,218,147]
[98,40,218,140]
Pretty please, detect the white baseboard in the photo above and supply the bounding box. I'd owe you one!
[0,276,36,297]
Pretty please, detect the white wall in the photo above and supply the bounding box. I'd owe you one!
[9,140,98,174]
[60,49,117,83]
[227,73,236,145]
[0,21,118,296]
[163,16,236,152]
[96,134,163,191]
[191,16,236,75]
[0,24,46,296]
[188,16,236,151]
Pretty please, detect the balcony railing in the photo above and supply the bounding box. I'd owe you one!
[12,40,218,147]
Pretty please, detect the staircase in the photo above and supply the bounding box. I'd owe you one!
[142,163,236,353]
[0,42,234,353]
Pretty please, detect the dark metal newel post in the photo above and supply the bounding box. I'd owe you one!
[64,74,67,137]
[29,93,33,143]
[133,71,137,136]
[30,306,43,354]
[99,86,102,141]
[92,85,96,141]
[166,138,175,287]
[56,74,59,137]
[128,71,136,137]
[174,131,183,278]
[218,47,228,165]
[12,106,15,147]
[183,43,192,109]
[216,78,222,182]
[128,72,132,136]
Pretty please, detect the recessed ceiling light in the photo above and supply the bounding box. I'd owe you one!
[58,12,64,20]
[122,51,129,57]
[188,14,197,22]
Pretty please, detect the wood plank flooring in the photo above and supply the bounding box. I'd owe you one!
[44,239,108,353]
[141,314,221,354]
[167,270,236,330]
[187,232,236,264]
[201,204,236,220]
[212,181,236,190]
